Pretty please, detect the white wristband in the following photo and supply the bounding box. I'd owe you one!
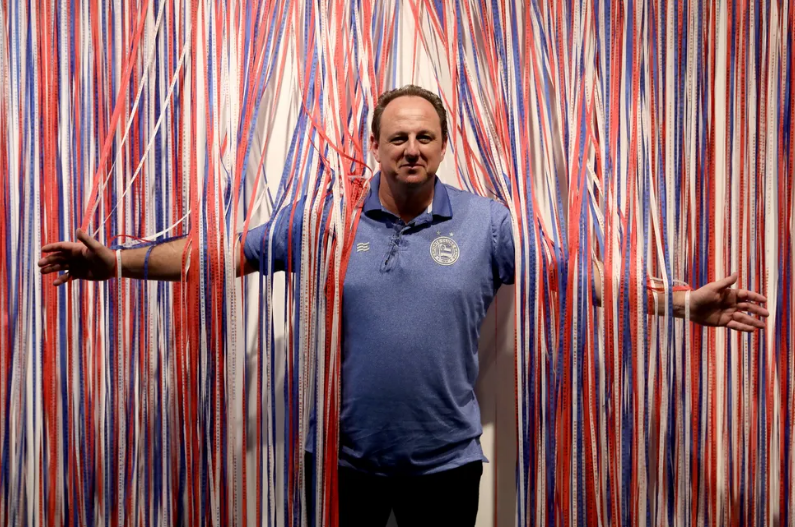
[116,249,122,279]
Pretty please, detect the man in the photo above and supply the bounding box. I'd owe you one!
[40,85,769,526]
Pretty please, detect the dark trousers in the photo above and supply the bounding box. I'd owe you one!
[305,454,482,526]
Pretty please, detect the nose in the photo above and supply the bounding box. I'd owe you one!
[404,138,420,158]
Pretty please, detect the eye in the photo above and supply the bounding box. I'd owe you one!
[391,136,406,144]
[418,135,432,144]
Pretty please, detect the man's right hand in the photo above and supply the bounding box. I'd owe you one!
[39,229,116,286]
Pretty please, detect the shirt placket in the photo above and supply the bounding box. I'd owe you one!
[381,220,406,273]
[378,212,434,273]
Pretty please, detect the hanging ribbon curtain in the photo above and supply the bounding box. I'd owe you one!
[0,0,792,525]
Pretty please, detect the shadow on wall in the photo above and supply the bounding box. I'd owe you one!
[475,284,517,527]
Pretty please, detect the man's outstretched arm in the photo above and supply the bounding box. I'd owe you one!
[39,229,257,285]
[592,259,769,332]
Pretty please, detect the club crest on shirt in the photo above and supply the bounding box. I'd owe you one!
[430,236,460,266]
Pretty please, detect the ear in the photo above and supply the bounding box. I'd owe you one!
[370,133,381,164]
[441,138,448,158]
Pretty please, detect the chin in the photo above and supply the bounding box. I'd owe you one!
[401,176,430,187]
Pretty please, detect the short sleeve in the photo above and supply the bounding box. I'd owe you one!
[490,200,515,285]
[243,199,306,273]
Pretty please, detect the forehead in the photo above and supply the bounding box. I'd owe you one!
[379,96,442,135]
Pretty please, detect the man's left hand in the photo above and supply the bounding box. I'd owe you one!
[689,273,769,332]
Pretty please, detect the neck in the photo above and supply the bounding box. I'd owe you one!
[378,175,435,223]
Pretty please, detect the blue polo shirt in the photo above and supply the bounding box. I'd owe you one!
[244,174,515,476]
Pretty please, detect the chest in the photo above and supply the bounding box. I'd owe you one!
[344,215,495,302]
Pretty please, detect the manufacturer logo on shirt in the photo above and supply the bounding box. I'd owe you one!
[430,236,459,265]
[356,242,370,252]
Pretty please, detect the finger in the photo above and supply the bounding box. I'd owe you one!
[52,273,72,287]
[76,228,105,252]
[712,273,738,290]
[40,264,67,275]
[38,254,68,267]
[732,312,767,329]
[735,302,770,317]
[737,289,767,304]
[41,241,80,253]
[726,320,758,333]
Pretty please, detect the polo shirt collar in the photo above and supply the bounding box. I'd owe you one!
[363,172,453,220]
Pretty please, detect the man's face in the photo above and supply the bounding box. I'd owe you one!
[371,96,447,189]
